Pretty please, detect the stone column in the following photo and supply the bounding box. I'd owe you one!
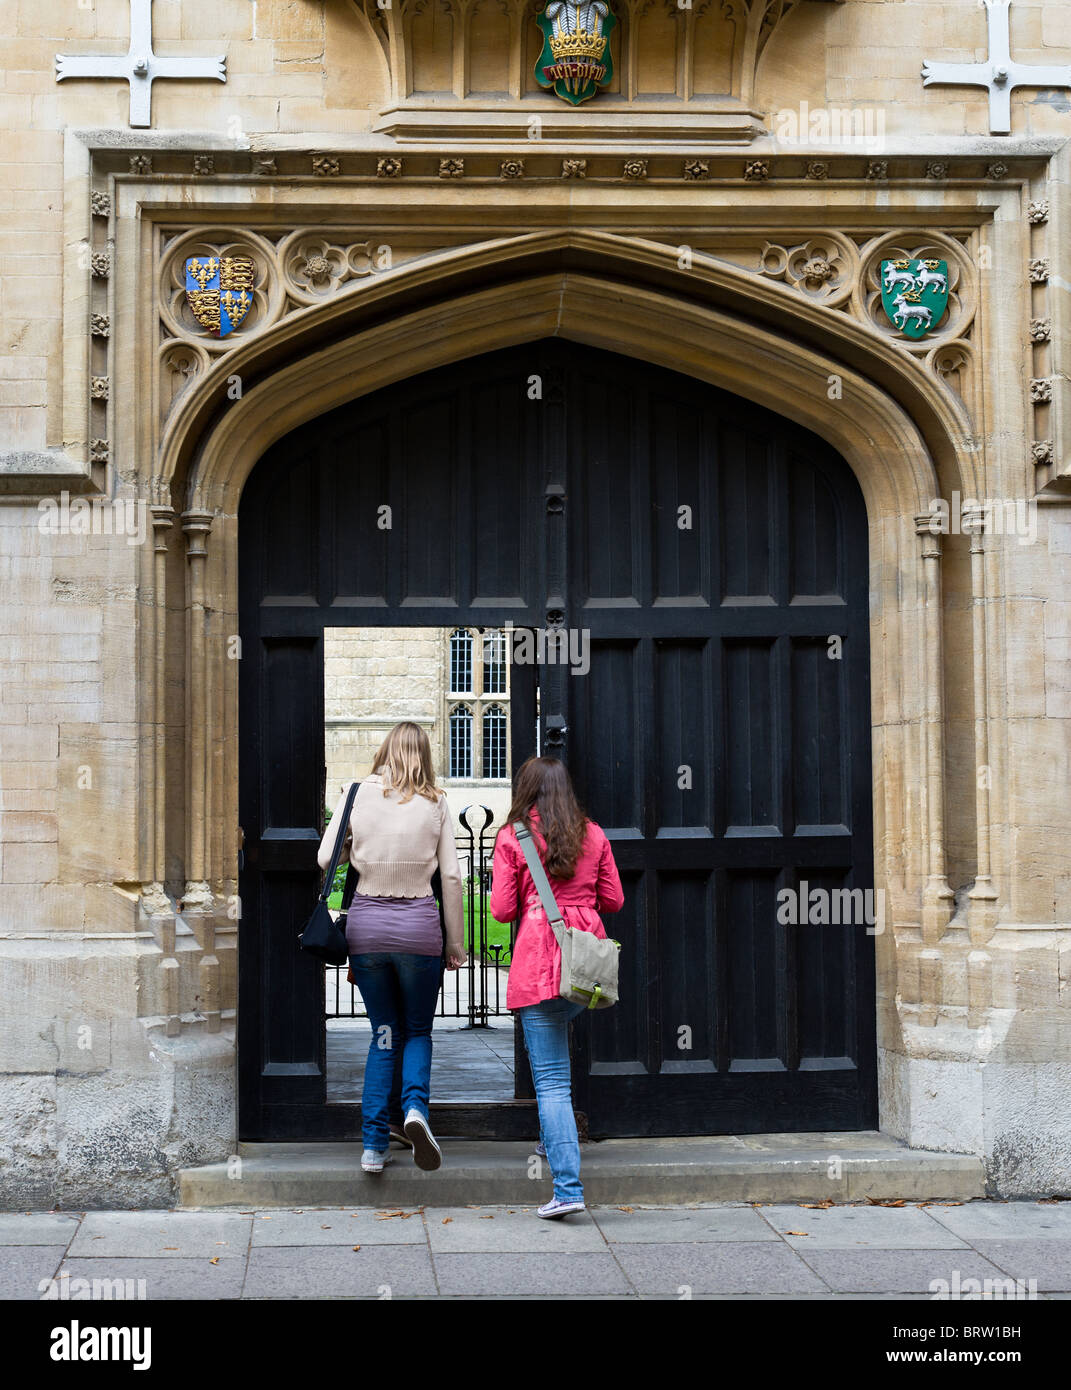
[962,503,999,944]
[913,513,955,954]
[181,509,214,907]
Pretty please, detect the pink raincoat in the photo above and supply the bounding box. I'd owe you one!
[489,808,625,1010]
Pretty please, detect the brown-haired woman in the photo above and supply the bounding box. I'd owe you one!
[490,756,624,1217]
[318,721,466,1175]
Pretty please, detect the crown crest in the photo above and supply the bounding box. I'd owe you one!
[549,28,607,61]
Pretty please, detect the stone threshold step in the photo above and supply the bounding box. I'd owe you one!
[178,1132,985,1208]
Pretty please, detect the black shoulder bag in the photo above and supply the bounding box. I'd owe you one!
[299,781,360,965]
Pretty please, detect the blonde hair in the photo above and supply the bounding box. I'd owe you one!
[370,721,441,804]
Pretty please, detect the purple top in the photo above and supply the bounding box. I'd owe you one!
[345,892,443,956]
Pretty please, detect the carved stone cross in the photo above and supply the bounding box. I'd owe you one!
[56,0,226,128]
[922,0,1071,134]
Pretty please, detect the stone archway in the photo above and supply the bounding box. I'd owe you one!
[142,231,988,1151]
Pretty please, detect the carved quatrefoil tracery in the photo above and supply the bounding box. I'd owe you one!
[157,225,980,430]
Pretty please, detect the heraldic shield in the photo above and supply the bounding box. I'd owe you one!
[184,255,255,338]
[879,258,950,341]
[535,0,616,106]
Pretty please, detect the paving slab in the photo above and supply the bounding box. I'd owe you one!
[426,1206,606,1252]
[759,1203,968,1248]
[800,1248,1014,1294]
[69,1211,251,1259]
[249,1207,426,1246]
[0,1213,80,1245]
[57,1257,245,1301]
[433,1251,632,1296]
[591,1204,779,1243]
[611,1240,828,1295]
[243,1244,437,1298]
[926,1201,1071,1241]
[967,1239,1071,1292]
[0,1246,67,1300]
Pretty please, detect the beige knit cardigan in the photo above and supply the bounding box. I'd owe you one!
[316,774,464,947]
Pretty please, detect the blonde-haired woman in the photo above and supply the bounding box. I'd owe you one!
[318,721,465,1174]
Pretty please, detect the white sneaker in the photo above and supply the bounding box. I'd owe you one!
[361,1148,393,1173]
[403,1108,442,1171]
[538,1197,585,1219]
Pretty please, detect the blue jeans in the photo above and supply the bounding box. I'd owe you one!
[518,997,587,1203]
[349,952,443,1152]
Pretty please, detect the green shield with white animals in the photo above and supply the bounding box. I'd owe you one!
[879,259,949,340]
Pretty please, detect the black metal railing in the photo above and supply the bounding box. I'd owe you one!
[325,805,514,1026]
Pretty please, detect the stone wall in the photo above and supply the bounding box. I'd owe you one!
[1,0,1070,1205]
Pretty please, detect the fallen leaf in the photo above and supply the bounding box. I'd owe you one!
[442,1218,452,1225]
[162,1247,178,1250]
[479,1214,494,1220]
[800,1201,834,1209]
[865,1198,906,1207]
[937,1202,963,1207]
[209,1257,220,1265]
[352,1245,361,1252]
[786,1230,809,1236]
[617,1206,633,1214]
[320,1225,331,1230]
[215,1242,227,1246]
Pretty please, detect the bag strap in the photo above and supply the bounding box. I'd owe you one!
[320,781,360,904]
[513,819,566,950]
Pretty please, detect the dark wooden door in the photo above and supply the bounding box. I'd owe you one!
[238,341,875,1141]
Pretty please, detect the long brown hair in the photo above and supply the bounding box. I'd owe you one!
[370,722,441,805]
[503,756,588,879]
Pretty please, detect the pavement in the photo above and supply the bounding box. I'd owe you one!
[8,1199,1071,1300]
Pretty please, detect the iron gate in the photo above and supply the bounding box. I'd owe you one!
[324,805,514,1024]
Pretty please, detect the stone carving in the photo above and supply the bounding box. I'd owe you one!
[90,438,110,463]
[744,159,769,182]
[91,376,110,400]
[286,239,349,297]
[160,230,280,345]
[1032,440,1053,466]
[129,154,152,174]
[925,161,948,180]
[866,161,889,180]
[1029,259,1049,283]
[91,313,111,337]
[255,157,277,176]
[1027,200,1049,225]
[439,158,464,178]
[759,236,856,305]
[535,0,616,106]
[1030,319,1051,343]
[1030,378,1052,403]
[857,233,974,348]
[91,252,111,278]
[683,160,709,180]
[91,191,111,217]
[623,158,647,180]
[193,155,215,176]
[986,162,1008,180]
[561,158,587,178]
[377,157,402,178]
[807,161,829,180]
[312,156,341,176]
[922,0,1071,135]
[55,0,226,128]
[500,159,525,179]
